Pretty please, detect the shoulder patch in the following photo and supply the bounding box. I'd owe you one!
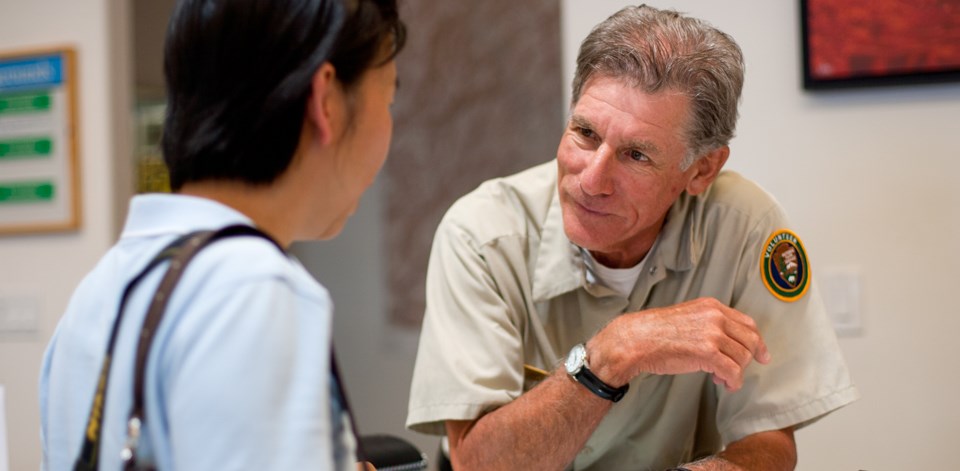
[759,229,810,302]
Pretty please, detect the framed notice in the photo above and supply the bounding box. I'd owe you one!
[0,47,80,234]
[801,0,960,90]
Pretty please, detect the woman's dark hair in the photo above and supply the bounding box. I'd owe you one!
[161,0,406,191]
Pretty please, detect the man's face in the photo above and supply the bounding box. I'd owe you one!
[557,75,700,268]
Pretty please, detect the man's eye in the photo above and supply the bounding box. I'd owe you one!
[579,127,595,139]
[629,150,648,161]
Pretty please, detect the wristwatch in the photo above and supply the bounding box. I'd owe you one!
[564,343,629,402]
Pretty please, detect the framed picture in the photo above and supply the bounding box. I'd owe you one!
[0,47,80,234]
[801,0,960,90]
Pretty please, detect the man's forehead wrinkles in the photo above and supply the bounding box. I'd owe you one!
[570,108,662,155]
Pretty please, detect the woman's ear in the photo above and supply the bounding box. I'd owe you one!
[305,62,339,146]
[685,146,730,195]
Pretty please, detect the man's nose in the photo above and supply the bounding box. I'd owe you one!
[579,145,615,196]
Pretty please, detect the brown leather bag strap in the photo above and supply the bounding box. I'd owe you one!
[130,225,282,421]
[75,225,282,471]
[74,230,207,471]
[122,225,283,467]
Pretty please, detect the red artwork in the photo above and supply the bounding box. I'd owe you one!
[804,0,960,85]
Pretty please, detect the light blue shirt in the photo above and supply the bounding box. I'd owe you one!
[40,194,356,470]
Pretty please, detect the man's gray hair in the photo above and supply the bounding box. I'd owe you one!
[571,5,744,169]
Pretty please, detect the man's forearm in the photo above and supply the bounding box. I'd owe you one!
[447,297,775,470]
[447,369,612,471]
[683,428,797,471]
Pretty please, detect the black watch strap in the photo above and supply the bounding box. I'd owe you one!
[574,366,629,402]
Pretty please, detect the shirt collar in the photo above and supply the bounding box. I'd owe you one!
[656,190,699,272]
[120,193,255,239]
[531,185,583,303]
[531,185,702,303]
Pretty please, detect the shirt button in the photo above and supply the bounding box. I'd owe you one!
[580,445,593,455]
[649,265,658,275]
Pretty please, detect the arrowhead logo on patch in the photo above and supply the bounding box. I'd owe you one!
[760,229,810,302]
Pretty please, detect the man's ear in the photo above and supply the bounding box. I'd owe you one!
[305,62,339,146]
[685,146,730,195]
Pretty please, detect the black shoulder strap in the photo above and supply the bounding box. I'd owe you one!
[74,225,283,471]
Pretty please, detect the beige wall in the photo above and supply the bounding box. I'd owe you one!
[0,0,131,469]
[561,1,960,469]
[381,0,563,327]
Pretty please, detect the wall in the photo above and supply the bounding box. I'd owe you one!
[560,1,957,469]
[0,0,130,469]
[382,0,563,327]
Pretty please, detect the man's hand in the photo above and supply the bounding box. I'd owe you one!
[586,297,770,391]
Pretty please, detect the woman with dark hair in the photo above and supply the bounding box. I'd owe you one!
[39,0,405,469]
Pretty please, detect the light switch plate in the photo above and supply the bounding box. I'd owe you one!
[819,266,862,337]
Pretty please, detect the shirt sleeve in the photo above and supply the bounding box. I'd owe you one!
[717,204,860,444]
[406,213,528,436]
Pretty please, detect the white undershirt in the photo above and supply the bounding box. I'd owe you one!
[581,248,647,297]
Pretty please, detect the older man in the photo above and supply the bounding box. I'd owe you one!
[407,5,857,470]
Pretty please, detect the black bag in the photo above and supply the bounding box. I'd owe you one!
[360,434,428,471]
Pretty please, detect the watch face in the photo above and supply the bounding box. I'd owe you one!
[565,343,586,375]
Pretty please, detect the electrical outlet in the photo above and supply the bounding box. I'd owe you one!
[0,296,39,334]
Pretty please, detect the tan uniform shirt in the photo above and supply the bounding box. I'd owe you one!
[407,160,858,469]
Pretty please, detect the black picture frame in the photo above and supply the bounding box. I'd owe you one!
[800,0,960,90]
